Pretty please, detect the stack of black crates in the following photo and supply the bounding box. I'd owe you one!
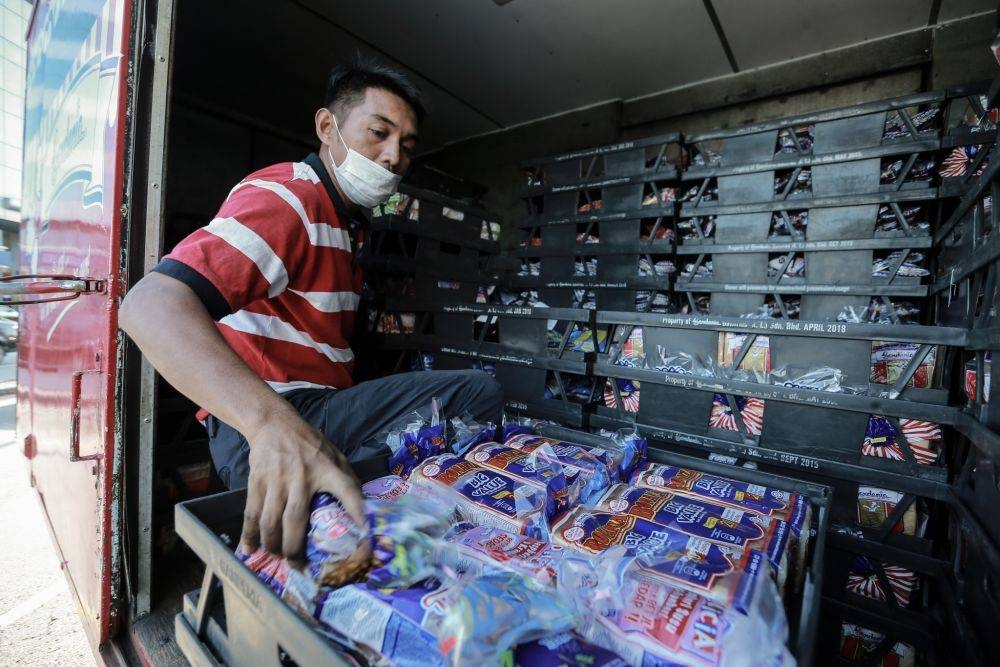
[454,84,1000,664]
[361,183,502,375]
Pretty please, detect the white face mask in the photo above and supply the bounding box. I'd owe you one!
[328,113,403,208]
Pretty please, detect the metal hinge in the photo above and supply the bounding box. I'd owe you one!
[0,274,106,305]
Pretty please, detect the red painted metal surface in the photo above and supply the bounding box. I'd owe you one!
[18,0,133,653]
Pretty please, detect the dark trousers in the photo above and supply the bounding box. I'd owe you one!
[205,369,505,489]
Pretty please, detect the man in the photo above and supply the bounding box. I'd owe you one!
[120,57,504,572]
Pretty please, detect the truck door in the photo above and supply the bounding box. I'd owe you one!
[16,0,135,652]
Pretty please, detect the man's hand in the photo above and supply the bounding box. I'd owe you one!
[239,410,371,577]
[119,273,371,575]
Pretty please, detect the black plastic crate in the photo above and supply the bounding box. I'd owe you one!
[174,427,830,667]
[521,132,683,197]
[681,91,953,190]
[174,489,357,667]
[372,184,501,247]
[587,311,959,496]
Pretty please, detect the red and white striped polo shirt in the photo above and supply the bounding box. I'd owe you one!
[154,154,362,417]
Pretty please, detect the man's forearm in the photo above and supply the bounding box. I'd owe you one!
[119,272,298,439]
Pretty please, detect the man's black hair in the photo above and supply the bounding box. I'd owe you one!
[324,54,426,123]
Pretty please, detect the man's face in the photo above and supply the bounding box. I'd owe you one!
[324,87,419,175]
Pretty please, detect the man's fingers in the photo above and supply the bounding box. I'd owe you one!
[239,479,265,554]
[319,463,366,529]
[259,487,288,554]
[281,486,311,563]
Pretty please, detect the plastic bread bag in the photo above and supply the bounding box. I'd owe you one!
[599,429,649,482]
[409,454,551,540]
[550,506,773,614]
[514,632,629,667]
[629,463,812,591]
[378,399,448,477]
[449,414,498,456]
[362,474,414,502]
[435,571,578,666]
[592,484,792,594]
[558,554,792,667]
[856,486,922,537]
[238,492,367,596]
[366,493,457,588]
[839,623,914,667]
[440,523,568,587]
[315,579,450,667]
[502,433,616,503]
[846,555,918,607]
[464,441,578,516]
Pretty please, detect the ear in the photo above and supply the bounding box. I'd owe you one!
[314,107,334,145]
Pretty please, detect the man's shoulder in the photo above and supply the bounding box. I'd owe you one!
[240,162,320,198]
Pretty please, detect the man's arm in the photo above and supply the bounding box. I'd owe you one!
[119,272,369,572]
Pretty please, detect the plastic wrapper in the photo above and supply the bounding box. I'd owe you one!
[939,144,987,178]
[883,107,938,139]
[437,572,578,666]
[641,220,674,241]
[379,400,448,478]
[565,563,792,667]
[578,199,602,213]
[685,174,720,202]
[718,333,771,373]
[503,433,630,501]
[550,507,772,611]
[574,257,598,277]
[464,441,578,516]
[614,327,645,367]
[641,187,677,207]
[315,579,448,667]
[860,416,940,465]
[366,495,455,587]
[682,260,714,279]
[846,555,917,607]
[449,415,498,456]
[481,220,501,241]
[875,204,929,235]
[775,125,814,155]
[604,378,640,413]
[638,257,675,277]
[840,623,915,667]
[593,484,791,590]
[628,464,811,568]
[519,259,542,276]
[515,632,628,666]
[773,169,811,196]
[871,251,929,278]
[769,210,808,237]
[880,156,935,184]
[870,342,936,388]
[679,216,716,240]
[442,524,567,586]
[964,352,992,403]
[710,394,765,435]
[770,365,863,394]
[839,297,920,324]
[857,486,920,536]
[409,454,550,539]
[767,255,805,277]
[543,373,595,403]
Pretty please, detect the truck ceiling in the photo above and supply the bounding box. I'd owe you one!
[172,0,994,154]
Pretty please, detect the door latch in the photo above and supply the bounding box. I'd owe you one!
[0,274,106,305]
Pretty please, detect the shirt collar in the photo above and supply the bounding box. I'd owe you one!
[304,152,363,232]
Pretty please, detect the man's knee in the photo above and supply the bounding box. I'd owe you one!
[457,370,504,409]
